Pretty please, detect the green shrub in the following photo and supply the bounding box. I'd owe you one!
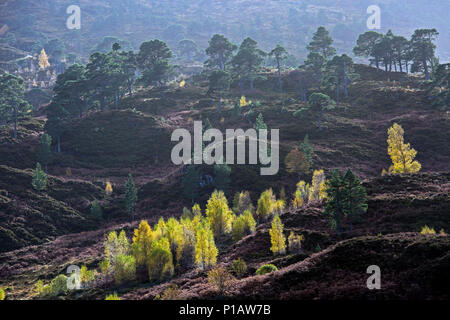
[41,274,69,297]
[231,258,247,277]
[256,264,278,275]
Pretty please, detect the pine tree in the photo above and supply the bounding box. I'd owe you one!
[213,163,231,193]
[131,220,153,267]
[269,214,286,255]
[300,134,314,168]
[182,165,201,204]
[90,200,103,221]
[205,34,237,71]
[124,174,138,221]
[387,123,421,173]
[324,170,345,237]
[207,70,231,113]
[37,134,52,173]
[0,73,32,139]
[342,169,367,230]
[205,190,233,237]
[254,113,267,130]
[32,163,47,191]
[269,45,288,91]
[307,26,336,60]
[306,93,335,130]
[231,38,265,93]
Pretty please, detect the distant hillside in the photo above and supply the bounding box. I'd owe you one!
[1,0,449,64]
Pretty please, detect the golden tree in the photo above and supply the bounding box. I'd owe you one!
[38,49,50,69]
[269,214,286,255]
[195,219,218,269]
[192,203,202,216]
[105,181,113,195]
[205,190,233,237]
[292,180,310,208]
[256,189,276,221]
[309,169,327,202]
[131,220,154,267]
[239,96,251,107]
[148,237,174,281]
[387,123,421,173]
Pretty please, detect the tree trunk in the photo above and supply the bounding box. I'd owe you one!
[100,87,105,111]
[343,61,348,98]
[128,78,133,97]
[13,116,17,139]
[218,94,222,113]
[423,59,430,80]
[336,79,340,105]
[57,136,61,153]
[115,90,119,109]
[277,59,282,92]
[12,105,18,139]
[239,78,244,96]
[318,109,323,130]
[219,52,224,71]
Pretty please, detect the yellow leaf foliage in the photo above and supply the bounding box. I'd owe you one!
[131,220,154,267]
[195,219,218,269]
[205,190,233,237]
[239,96,251,107]
[270,214,286,255]
[38,49,50,69]
[309,169,327,202]
[256,188,277,221]
[420,225,436,235]
[105,181,113,195]
[387,123,421,174]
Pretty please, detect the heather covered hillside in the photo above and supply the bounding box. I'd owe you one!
[0,0,449,302]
